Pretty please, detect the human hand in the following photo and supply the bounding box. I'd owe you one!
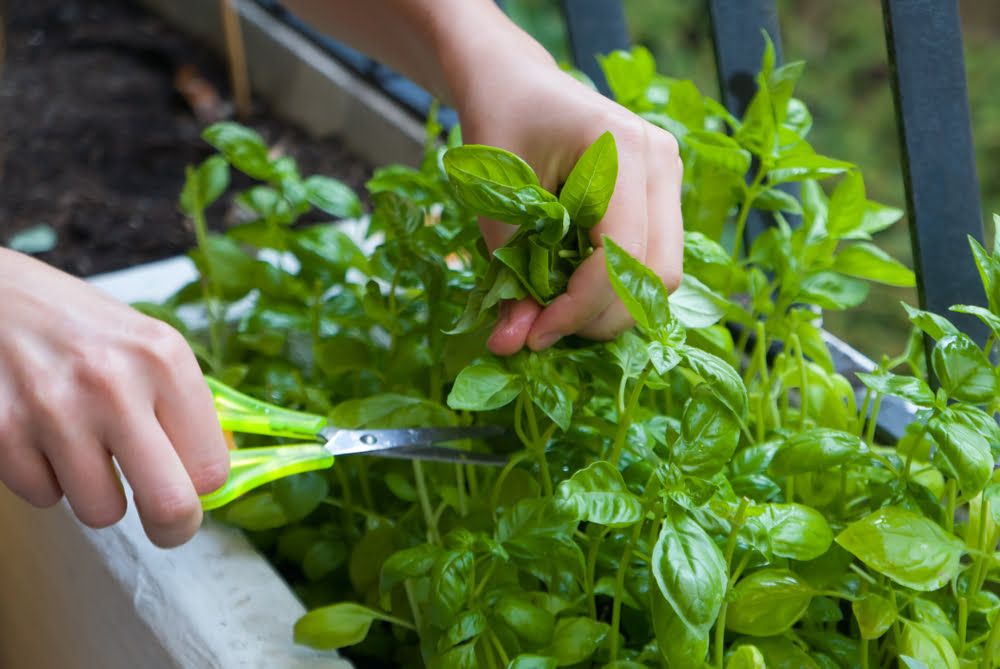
[0,249,229,547]
[447,46,684,355]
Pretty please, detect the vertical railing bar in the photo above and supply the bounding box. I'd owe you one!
[706,0,790,245]
[560,0,630,97]
[882,0,986,346]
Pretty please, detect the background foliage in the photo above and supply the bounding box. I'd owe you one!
[503,0,1000,360]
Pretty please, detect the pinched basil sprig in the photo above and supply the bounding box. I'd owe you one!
[443,132,617,332]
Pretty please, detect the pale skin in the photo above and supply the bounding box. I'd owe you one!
[0,0,683,547]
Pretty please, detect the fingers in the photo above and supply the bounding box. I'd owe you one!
[149,326,229,495]
[526,125,650,350]
[488,298,542,356]
[0,438,62,508]
[108,411,203,549]
[45,435,127,529]
[642,129,685,294]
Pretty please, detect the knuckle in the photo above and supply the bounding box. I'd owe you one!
[76,494,127,529]
[142,487,201,530]
[73,344,123,395]
[140,319,193,371]
[655,128,681,158]
[192,456,230,495]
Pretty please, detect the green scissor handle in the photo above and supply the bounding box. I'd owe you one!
[206,376,328,440]
[199,444,335,510]
[200,377,335,510]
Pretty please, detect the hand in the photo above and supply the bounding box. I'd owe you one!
[0,249,230,547]
[450,52,684,355]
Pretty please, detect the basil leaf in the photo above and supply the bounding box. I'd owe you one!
[852,593,896,640]
[380,543,441,595]
[429,549,473,627]
[447,358,522,411]
[725,568,812,636]
[798,271,869,310]
[769,152,854,184]
[685,130,753,174]
[825,170,865,238]
[751,187,802,214]
[669,275,728,328]
[607,330,651,378]
[556,461,643,527]
[931,333,998,403]
[507,656,557,669]
[902,303,960,341]
[559,131,618,229]
[604,235,672,332]
[928,413,992,497]
[495,596,556,646]
[835,507,965,591]
[769,428,865,475]
[438,610,486,652]
[180,155,230,216]
[202,122,273,180]
[651,507,726,631]
[650,587,709,669]
[833,242,916,287]
[303,175,362,218]
[542,617,609,666]
[444,145,560,224]
[950,303,1000,341]
[898,621,960,669]
[293,602,382,650]
[744,502,833,561]
[675,385,740,477]
[681,345,749,422]
[725,645,767,669]
[855,370,934,406]
[273,471,328,522]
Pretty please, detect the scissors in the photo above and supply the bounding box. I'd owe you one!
[200,376,508,510]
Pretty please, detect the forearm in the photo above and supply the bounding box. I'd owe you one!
[279,0,554,109]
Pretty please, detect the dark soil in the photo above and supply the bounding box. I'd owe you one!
[0,0,373,276]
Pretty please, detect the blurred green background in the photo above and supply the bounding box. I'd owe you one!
[503,0,1000,360]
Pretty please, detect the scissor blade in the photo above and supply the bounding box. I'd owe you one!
[321,425,507,464]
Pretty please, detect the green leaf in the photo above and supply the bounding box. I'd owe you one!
[950,304,1000,341]
[495,596,556,646]
[542,617,609,667]
[650,587,708,669]
[898,621,960,669]
[856,370,934,406]
[180,155,230,216]
[928,412,993,497]
[507,656,557,669]
[725,645,767,669]
[202,122,273,180]
[833,243,915,287]
[669,275,728,328]
[221,491,288,530]
[675,385,740,477]
[769,152,854,184]
[681,346,749,422]
[429,550,473,627]
[303,175,362,218]
[685,130,752,174]
[294,602,383,650]
[302,540,347,581]
[447,359,522,411]
[559,131,618,229]
[273,471,328,522]
[379,543,441,595]
[604,235,672,332]
[443,145,558,223]
[438,610,486,652]
[607,330,651,378]
[902,303,960,341]
[852,593,897,640]
[769,429,865,475]
[555,461,643,528]
[744,503,833,561]
[743,638,821,669]
[931,333,997,403]
[798,271,869,310]
[598,47,656,106]
[835,507,965,591]
[751,188,803,214]
[825,171,865,238]
[726,569,812,636]
[7,224,57,254]
[651,507,727,631]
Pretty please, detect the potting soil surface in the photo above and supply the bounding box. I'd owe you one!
[0,0,373,276]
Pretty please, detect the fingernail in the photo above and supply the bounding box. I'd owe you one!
[531,332,561,350]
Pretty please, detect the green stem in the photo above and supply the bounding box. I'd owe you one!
[357,459,375,511]
[958,596,969,656]
[404,579,422,631]
[524,400,554,496]
[610,369,651,466]
[945,479,957,534]
[789,334,809,429]
[191,201,224,369]
[412,460,439,544]
[731,168,766,262]
[610,519,645,662]
[860,638,869,669]
[585,527,609,620]
[982,609,1000,669]
[332,465,354,527]
[455,463,467,517]
[714,498,750,668]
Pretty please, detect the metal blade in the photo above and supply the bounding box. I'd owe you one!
[320,425,508,465]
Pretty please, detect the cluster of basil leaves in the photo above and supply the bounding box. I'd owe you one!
[155,37,1000,669]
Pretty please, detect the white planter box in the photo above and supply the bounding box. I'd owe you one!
[0,257,350,669]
